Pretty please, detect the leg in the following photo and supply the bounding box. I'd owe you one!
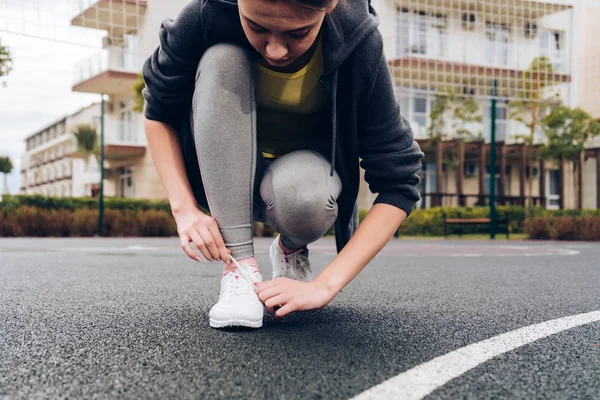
[192,44,262,261]
[260,150,342,250]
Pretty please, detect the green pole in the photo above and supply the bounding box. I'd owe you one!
[490,80,497,240]
[99,94,105,237]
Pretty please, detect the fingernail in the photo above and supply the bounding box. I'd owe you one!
[195,257,202,262]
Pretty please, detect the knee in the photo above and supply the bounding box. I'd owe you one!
[260,151,342,238]
[196,44,250,81]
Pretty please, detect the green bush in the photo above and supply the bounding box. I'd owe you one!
[0,195,171,213]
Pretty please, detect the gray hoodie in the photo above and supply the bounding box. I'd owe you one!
[142,0,423,252]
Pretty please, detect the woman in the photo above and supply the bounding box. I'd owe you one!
[142,0,423,329]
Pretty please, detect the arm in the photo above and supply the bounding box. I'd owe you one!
[144,119,197,215]
[142,1,205,126]
[256,38,423,317]
[313,47,423,293]
[142,3,230,262]
[145,119,231,263]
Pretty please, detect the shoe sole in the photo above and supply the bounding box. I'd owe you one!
[209,318,263,329]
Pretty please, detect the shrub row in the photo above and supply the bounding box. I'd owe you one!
[1,195,599,240]
[0,195,172,213]
[525,216,600,241]
[0,207,177,237]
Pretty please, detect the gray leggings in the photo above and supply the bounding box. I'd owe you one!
[192,44,342,260]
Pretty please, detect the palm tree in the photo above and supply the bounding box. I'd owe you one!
[0,156,14,195]
[72,124,99,167]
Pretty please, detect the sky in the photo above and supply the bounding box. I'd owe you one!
[0,0,105,195]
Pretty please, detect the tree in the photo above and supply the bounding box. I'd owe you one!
[72,124,99,166]
[0,39,13,88]
[539,105,600,208]
[509,56,560,209]
[428,87,482,196]
[0,156,14,196]
[132,73,145,113]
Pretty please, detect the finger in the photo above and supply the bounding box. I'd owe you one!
[275,302,296,318]
[208,222,231,262]
[265,295,287,314]
[180,236,201,262]
[257,287,281,303]
[255,280,277,294]
[198,227,220,261]
[189,230,213,261]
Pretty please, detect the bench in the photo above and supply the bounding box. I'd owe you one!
[443,214,510,239]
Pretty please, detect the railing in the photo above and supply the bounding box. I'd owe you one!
[392,33,570,73]
[423,193,547,208]
[101,118,146,147]
[73,47,143,87]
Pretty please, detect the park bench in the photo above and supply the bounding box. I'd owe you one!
[443,213,510,239]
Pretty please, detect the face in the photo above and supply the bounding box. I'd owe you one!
[238,0,336,70]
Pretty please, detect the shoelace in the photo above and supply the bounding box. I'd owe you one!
[228,256,259,290]
[286,249,312,279]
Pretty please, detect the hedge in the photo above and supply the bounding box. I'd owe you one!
[1,196,599,239]
[0,195,172,213]
[525,215,600,241]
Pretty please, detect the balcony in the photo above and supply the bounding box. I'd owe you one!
[71,0,147,38]
[388,31,571,100]
[101,117,146,161]
[73,47,142,95]
[392,33,570,73]
[394,0,573,19]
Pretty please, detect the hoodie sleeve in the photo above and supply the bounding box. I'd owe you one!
[358,53,424,216]
[142,1,205,126]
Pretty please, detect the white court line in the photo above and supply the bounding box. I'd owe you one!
[351,310,600,400]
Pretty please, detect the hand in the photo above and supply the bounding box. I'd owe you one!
[172,206,231,263]
[255,278,337,318]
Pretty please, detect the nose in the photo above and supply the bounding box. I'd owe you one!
[265,39,288,61]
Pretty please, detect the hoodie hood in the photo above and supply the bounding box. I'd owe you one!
[208,0,380,76]
[322,0,380,75]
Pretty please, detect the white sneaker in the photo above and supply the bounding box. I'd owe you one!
[209,258,264,329]
[269,235,312,282]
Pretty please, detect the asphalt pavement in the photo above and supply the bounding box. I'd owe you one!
[1,237,599,399]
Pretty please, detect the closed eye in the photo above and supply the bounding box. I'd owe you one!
[289,30,310,39]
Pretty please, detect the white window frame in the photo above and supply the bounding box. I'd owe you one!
[117,166,136,198]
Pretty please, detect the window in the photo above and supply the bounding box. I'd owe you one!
[462,13,476,31]
[547,169,560,209]
[485,21,510,66]
[525,22,538,39]
[417,162,438,209]
[483,100,508,142]
[118,166,135,198]
[397,8,447,58]
[540,30,565,72]
[395,86,435,138]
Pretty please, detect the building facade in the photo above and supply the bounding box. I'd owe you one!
[64,0,599,210]
[20,104,100,197]
[356,0,600,211]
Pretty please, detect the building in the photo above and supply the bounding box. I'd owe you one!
[69,0,173,200]
[355,0,600,211]
[67,0,599,210]
[20,104,101,197]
